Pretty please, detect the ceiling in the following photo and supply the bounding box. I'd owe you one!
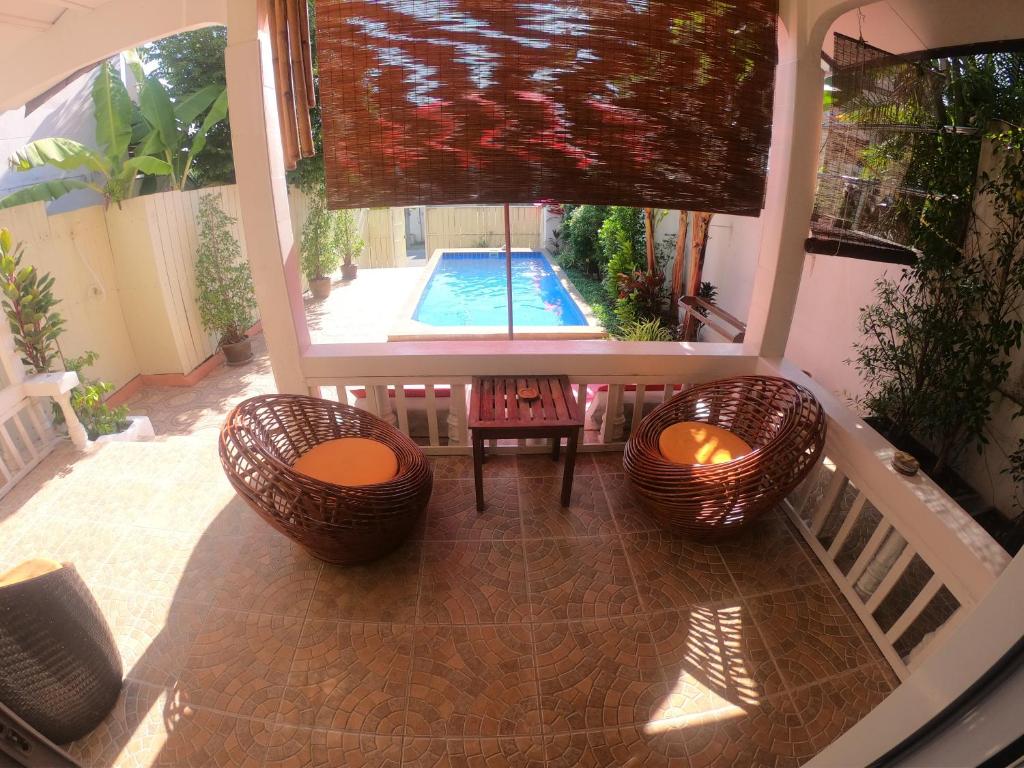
[0,0,108,48]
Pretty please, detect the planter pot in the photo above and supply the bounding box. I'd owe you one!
[92,416,155,447]
[309,276,332,300]
[341,263,358,281]
[222,337,253,366]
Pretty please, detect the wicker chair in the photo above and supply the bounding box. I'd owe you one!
[219,394,432,564]
[623,376,826,539]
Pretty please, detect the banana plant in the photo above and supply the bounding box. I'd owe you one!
[124,49,229,191]
[0,62,172,209]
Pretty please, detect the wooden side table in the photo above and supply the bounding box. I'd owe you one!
[469,375,583,511]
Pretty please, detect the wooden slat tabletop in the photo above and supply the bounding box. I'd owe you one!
[469,375,582,429]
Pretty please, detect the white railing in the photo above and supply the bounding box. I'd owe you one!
[761,359,1010,680]
[302,343,1010,680]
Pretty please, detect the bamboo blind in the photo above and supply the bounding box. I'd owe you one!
[315,1,778,213]
[270,0,317,170]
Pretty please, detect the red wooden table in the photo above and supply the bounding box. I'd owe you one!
[469,375,583,511]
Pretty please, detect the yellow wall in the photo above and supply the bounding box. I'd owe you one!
[0,201,139,390]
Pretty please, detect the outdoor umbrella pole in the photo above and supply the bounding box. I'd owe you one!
[504,203,514,340]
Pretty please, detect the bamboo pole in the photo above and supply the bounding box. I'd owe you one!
[269,0,299,170]
[670,210,687,313]
[285,0,315,158]
[504,203,514,341]
[684,212,713,340]
[297,0,316,109]
[644,207,656,272]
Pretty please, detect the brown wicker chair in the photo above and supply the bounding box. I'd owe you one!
[219,394,432,564]
[623,376,826,539]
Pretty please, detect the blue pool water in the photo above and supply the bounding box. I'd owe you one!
[413,251,589,327]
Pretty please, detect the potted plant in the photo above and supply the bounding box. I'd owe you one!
[300,191,341,300]
[194,192,258,365]
[338,208,365,281]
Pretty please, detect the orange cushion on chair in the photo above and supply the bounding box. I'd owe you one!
[658,421,752,466]
[292,437,398,487]
[0,558,62,588]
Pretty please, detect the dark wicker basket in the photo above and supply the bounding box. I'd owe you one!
[219,394,433,564]
[0,562,122,745]
[623,376,826,539]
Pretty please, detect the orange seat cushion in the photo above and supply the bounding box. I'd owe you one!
[292,437,398,487]
[0,558,62,587]
[658,421,752,466]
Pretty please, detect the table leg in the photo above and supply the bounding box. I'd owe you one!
[560,428,580,507]
[472,432,485,512]
[551,436,560,461]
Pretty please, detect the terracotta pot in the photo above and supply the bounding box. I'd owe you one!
[222,337,253,366]
[309,276,332,300]
[341,262,358,281]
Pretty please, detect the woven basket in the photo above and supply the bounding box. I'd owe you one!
[219,395,433,564]
[0,563,122,744]
[623,376,826,539]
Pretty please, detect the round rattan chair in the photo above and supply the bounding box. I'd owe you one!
[219,394,432,564]
[623,376,826,539]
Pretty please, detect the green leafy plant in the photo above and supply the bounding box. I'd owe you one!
[600,208,644,300]
[559,204,610,275]
[194,193,256,346]
[123,49,229,191]
[300,188,341,280]
[0,228,64,373]
[0,62,172,208]
[616,269,667,323]
[337,208,365,269]
[65,351,130,440]
[620,317,674,341]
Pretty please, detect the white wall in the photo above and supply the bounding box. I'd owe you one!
[699,214,763,324]
[0,65,104,213]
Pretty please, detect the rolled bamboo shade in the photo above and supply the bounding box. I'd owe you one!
[269,0,317,170]
[315,1,778,213]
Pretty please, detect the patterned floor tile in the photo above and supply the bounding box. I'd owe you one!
[544,725,688,768]
[307,540,421,623]
[748,583,881,690]
[674,692,816,768]
[284,619,412,733]
[213,534,321,617]
[598,473,661,534]
[647,602,784,704]
[789,662,898,752]
[624,531,739,613]
[263,725,403,767]
[525,535,641,622]
[589,451,627,476]
[66,679,171,768]
[418,538,529,624]
[406,624,540,738]
[425,478,521,541]
[515,451,596,478]
[93,588,209,688]
[534,616,664,732]
[520,476,617,539]
[717,510,822,597]
[147,707,271,767]
[429,454,517,480]
[403,736,546,767]
[177,607,301,720]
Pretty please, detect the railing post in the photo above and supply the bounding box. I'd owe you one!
[369,385,397,426]
[447,383,468,445]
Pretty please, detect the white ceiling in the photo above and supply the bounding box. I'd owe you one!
[0,0,108,48]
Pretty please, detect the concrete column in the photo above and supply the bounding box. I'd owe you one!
[743,5,828,358]
[225,0,308,394]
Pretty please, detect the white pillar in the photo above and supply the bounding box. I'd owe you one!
[446,383,468,445]
[743,4,827,358]
[226,0,309,395]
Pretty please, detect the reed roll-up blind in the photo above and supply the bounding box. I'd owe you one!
[269,0,317,170]
[315,0,778,213]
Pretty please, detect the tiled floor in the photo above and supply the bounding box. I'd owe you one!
[0,339,898,767]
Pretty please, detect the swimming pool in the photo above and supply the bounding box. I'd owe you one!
[413,251,589,327]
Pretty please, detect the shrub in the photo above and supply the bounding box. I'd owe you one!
[620,318,674,341]
[337,208,365,268]
[600,209,645,300]
[0,228,64,374]
[65,351,130,440]
[559,205,609,275]
[300,189,341,280]
[195,193,257,346]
